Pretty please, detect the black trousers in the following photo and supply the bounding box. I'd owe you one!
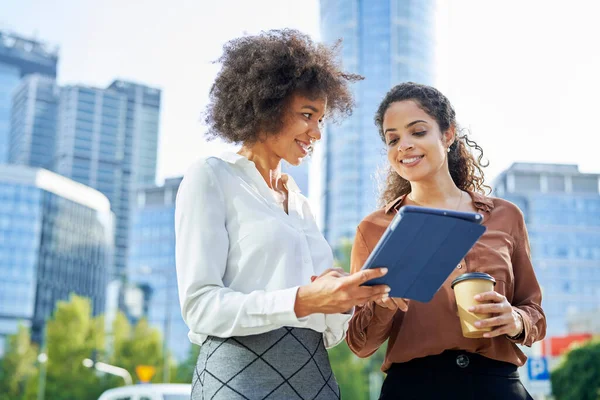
[380,351,533,400]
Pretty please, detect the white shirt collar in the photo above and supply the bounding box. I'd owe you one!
[217,151,301,193]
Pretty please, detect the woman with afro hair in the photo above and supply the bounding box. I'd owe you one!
[175,29,391,399]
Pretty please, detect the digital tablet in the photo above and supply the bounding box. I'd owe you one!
[361,205,486,302]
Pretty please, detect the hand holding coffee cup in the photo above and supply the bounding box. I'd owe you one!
[468,291,524,339]
[451,272,523,339]
[451,272,496,338]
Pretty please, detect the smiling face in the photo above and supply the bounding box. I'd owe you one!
[263,92,326,166]
[383,100,455,183]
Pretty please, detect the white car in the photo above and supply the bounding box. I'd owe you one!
[97,383,191,400]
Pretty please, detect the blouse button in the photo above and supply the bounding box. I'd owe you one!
[457,264,463,269]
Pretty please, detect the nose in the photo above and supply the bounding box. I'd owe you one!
[309,123,322,142]
[397,141,414,152]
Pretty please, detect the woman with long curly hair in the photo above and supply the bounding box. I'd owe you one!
[346,82,546,399]
[175,29,391,400]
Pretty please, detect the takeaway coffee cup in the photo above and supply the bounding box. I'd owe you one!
[451,272,496,338]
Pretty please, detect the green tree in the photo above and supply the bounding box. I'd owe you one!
[42,294,107,400]
[551,338,600,400]
[110,312,165,384]
[0,325,39,400]
[172,344,201,383]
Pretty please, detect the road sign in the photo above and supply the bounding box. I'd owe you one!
[135,365,156,383]
[528,357,550,381]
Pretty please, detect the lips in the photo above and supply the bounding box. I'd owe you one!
[400,155,424,167]
[401,155,424,164]
[295,139,310,155]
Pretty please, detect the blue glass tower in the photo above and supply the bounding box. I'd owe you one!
[54,85,130,277]
[319,0,436,247]
[0,165,113,352]
[128,177,189,361]
[0,31,58,163]
[107,80,161,188]
[493,163,600,337]
[9,74,59,168]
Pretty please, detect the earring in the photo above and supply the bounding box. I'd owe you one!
[447,147,451,153]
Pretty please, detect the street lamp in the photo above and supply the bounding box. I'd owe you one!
[82,358,133,386]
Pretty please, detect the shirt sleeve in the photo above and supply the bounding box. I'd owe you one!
[508,209,547,347]
[345,226,398,357]
[175,159,309,339]
[323,312,353,349]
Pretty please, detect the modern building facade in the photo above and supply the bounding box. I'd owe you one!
[128,177,189,361]
[53,84,129,277]
[107,80,161,188]
[318,0,436,247]
[51,80,160,278]
[493,163,600,337]
[0,31,58,163]
[0,165,113,352]
[9,74,59,168]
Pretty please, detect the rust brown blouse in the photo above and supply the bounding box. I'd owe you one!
[346,191,546,371]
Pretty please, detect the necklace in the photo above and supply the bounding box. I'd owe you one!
[408,190,464,211]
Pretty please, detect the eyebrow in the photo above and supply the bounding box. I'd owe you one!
[384,120,428,135]
[302,105,320,113]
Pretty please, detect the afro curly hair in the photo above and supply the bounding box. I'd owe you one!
[204,29,362,144]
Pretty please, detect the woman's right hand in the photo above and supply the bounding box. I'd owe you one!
[373,295,409,312]
[294,268,392,317]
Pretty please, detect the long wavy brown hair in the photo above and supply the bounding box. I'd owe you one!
[375,82,490,206]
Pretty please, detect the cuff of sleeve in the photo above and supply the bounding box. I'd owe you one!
[264,286,310,326]
[324,313,352,349]
[507,308,530,345]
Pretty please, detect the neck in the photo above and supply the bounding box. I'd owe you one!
[238,143,283,189]
[409,169,462,207]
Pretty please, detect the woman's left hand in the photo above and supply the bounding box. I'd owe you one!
[468,291,523,339]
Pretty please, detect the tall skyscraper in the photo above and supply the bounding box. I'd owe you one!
[0,165,113,351]
[493,163,600,337]
[128,177,189,361]
[319,0,436,247]
[9,74,59,168]
[0,31,58,163]
[107,80,161,188]
[53,81,161,278]
[54,85,129,277]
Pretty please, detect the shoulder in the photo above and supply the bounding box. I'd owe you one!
[357,208,393,239]
[489,196,525,220]
[486,196,528,238]
[181,156,231,185]
[177,156,230,201]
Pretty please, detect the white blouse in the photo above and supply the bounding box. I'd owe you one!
[174,152,351,348]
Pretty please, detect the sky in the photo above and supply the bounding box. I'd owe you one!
[3,0,600,186]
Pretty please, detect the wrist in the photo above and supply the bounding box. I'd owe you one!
[507,309,524,339]
[294,285,314,318]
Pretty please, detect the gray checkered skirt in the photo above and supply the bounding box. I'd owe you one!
[191,327,341,400]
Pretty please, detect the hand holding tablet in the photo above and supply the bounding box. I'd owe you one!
[361,205,486,302]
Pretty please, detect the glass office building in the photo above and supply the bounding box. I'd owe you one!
[493,163,600,337]
[54,85,130,277]
[128,177,189,361]
[53,81,161,278]
[107,80,161,188]
[318,0,436,247]
[0,31,58,163]
[9,74,59,168]
[0,165,113,353]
